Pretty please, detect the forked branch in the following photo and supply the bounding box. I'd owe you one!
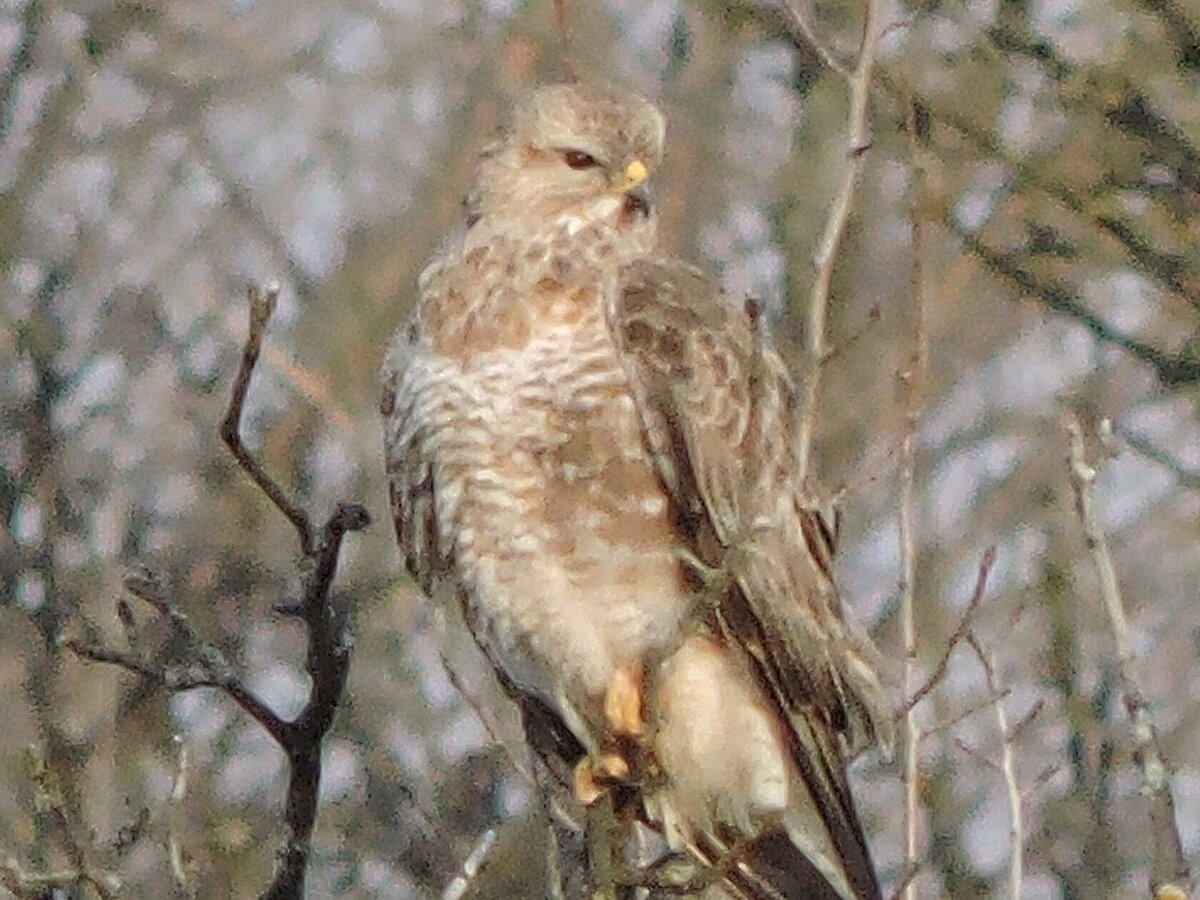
[68,283,370,900]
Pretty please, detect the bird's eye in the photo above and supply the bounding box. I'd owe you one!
[560,149,601,170]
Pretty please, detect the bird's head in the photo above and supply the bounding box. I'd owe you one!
[468,83,665,238]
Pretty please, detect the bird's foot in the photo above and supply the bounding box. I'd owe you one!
[573,749,631,805]
[603,661,643,738]
[574,662,653,806]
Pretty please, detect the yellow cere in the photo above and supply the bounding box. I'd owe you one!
[609,159,649,194]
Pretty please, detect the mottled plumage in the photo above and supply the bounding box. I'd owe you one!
[381,83,890,899]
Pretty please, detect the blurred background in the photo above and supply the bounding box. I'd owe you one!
[1,0,1198,896]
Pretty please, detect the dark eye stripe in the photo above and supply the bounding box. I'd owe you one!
[560,149,601,169]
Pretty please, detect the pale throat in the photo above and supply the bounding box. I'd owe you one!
[547,192,657,257]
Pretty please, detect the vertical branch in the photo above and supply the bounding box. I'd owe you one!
[966,635,1023,900]
[552,0,578,82]
[794,0,883,487]
[898,98,930,900]
[1065,419,1188,897]
[168,735,193,897]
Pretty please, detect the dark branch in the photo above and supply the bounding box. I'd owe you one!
[219,284,317,556]
[67,282,370,900]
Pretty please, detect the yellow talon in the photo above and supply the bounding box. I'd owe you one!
[604,662,643,737]
[573,752,631,806]
[574,758,604,806]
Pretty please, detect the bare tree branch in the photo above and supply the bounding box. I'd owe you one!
[1066,417,1189,897]
[902,546,997,716]
[776,0,852,77]
[965,633,1023,900]
[898,95,931,900]
[795,0,883,487]
[219,284,317,557]
[67,283,370,900]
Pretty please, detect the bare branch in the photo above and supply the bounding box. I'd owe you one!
[443,828,498,900]
[965,633,1023,900]
[902,546,997,716]
[168,735,193,897]
[219,283,316,557]
[67,283,370,900]
[886,860,922,900]
[898,95,931,900]
[795,0,883,487]
[440,653,539,792]
[1066,417,1189,896]
[776,0,852,77]
[921,686,1013,738]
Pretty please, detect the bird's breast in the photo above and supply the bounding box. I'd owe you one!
[427,305,687,703]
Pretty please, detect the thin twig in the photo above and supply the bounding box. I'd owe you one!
[1066,417,1188,896]
[795,0,883,488]
[897,95,931,900]
[219,284,316,557]
[901,546,997,716]
[921,686,1013,739]
[777,0,852,77]
[443,828,498,900]
[885,860,922,900]
[964,633,1023,900]
[168,735,193,897]
[440,654,539,791]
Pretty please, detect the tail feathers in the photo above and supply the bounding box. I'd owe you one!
[727,828,859,900]
[696,825,880,900]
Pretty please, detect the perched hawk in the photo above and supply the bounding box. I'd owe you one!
[382,83,892,899]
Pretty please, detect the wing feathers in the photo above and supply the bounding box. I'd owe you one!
[609,259,889,900]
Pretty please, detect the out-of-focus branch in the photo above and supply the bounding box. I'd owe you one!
[776,1,851,77]
[965,634,1023,900]
[444,828,498,900]
[945,218,1200,389]
[0,0,43,147]
[552,0,578,82]
[1113,421,1200,491]
[897,96,931,900]
[901,546,996,717]
[0,746,121,899]
[794,0,882,487]
[1065,418,1188,897]
[168,735,193,897]
[67,283,370,900]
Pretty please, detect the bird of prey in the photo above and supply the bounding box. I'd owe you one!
[381,83,892,899]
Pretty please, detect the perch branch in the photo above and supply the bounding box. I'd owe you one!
[1066,417,1188,897]
[795,0,882,487]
